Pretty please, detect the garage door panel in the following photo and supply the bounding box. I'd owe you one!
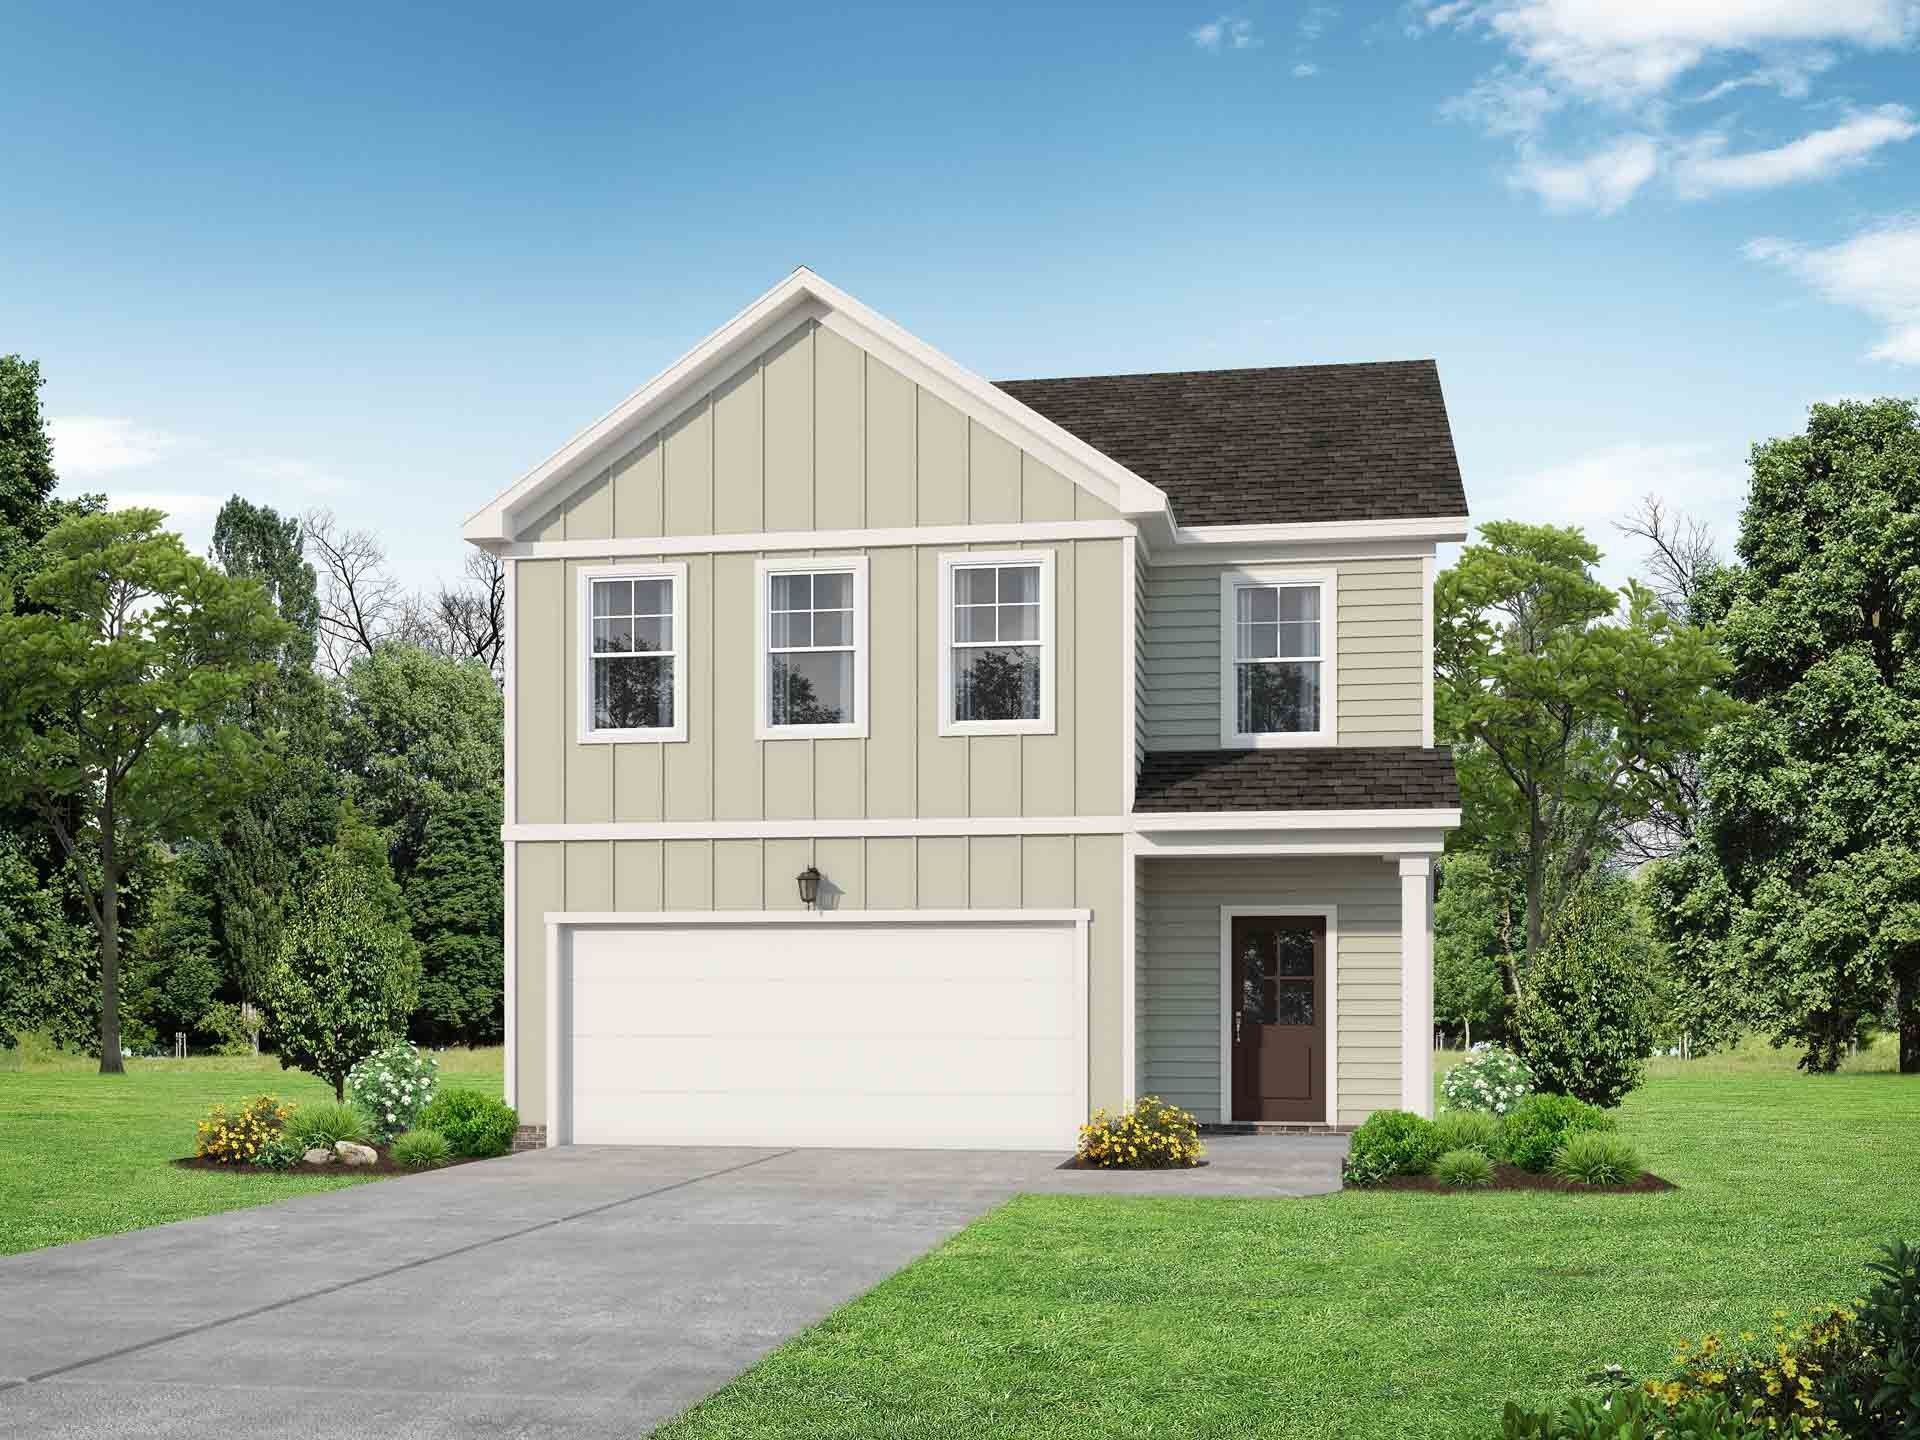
[560,918,1085,1151]
[571,980,1075,1040]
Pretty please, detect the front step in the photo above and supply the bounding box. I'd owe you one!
[1201,1122,1352,1137]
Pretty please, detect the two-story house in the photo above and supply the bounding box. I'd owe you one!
[465,269,1465,1152]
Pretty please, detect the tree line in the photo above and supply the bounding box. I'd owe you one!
[0,354,506,1070]
[1434,397,1920,1077]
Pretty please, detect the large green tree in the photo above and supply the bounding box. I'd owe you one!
[1435,522,1732,993]
[205,496,341,1002]
[0,509,289,1070]
[1434,852,1512,1048]
[408,788,504,1046]
[1657,399,1920,1073]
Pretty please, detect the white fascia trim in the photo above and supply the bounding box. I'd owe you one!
[502,558,517,1109]
[937,549,1058,738]
[467,267,1168,544]
[1134,808,1461,832]
[505,815,1125,842]
[1218,905,1338,1126]
[493,519,1134,561]
[575,562,690,745]
[1166,516,1472,550]
[1132,829,1450,858]
[547,907,1091,928]
[754,555,870,741]
[1218,568,1338,750]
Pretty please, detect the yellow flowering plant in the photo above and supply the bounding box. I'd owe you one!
[1075,1096,1204,1170]
[193,1095,294,1165]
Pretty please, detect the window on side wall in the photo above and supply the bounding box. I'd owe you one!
[1220,571,1335,747]
[579,563,688,743]
[938,551,1056,736]
[756,557,868,740]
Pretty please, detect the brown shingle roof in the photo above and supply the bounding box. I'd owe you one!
[1133,747,1461,813]
[996,360,1468,527]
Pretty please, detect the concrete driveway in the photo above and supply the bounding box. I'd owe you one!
[0,1139,1342,1438]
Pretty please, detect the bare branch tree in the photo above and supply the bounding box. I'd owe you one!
[1612,494,1723,862]
[1615,494,1719,621]
[303,508,410,679]
[408,549,506,682]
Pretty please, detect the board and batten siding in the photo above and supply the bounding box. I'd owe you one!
[512,834,1125,1127]
[1139,558,1427,749]
[1138,856,1403,1127]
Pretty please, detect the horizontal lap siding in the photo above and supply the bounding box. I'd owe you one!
[512,835,1124,1127]
[1138,856,1402,1126]
[1140,558,1428,749]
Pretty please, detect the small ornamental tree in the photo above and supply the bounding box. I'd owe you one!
[1514,887,1657,1107]
[261,850,420,1101]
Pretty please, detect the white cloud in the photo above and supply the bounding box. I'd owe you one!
[1190,15,1259,50]
[1745,217,1920,363]
[1509,134,1659,214]
[1293,61,1320,77]
[1432,0,1916,107]
[1675,105,1917,195]
[1425,0,1919,213]
[48,416,182,479]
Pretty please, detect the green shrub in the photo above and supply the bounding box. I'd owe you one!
[193,1095,291,1164]
[253,1132,307,1171]
[418,1088,518,1158]
[287,1100,375,1150]
[1550,1131,1643,1186]
[1433,1109,1503,1158]
[1504,1092,1614,1173]
[1433,1147,1494,1189]
[1342,1109,1443,1187]
[1499,1388,1777,1438]
[391,1129,454,1170]
[1076,1096,1204,1169]
[1515,888,1657,1108]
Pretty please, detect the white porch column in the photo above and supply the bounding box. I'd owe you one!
[1398,856,1435,1117]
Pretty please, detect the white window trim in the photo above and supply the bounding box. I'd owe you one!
[1218,567,1337,749]
[753,555,869,741]
[576,561,689,744]
[937,549,1057,738]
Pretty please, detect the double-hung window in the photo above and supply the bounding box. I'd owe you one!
[755,557,868,739]
[578,563,688,743]
[1220,570,1335,746]
[938,551,1055,736]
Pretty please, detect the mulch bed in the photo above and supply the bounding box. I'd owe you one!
[1056,1157,1212,1171]
[172,1145,484,1177]
[1377,1162,1676,1195]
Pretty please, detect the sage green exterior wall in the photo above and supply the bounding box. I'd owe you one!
[1138,557,1427,749]
[511,834,1125,1128]
[512,538,1124,825]
[1137,856,1403,1127]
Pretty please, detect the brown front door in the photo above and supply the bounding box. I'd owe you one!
[1230,915,1326,1123]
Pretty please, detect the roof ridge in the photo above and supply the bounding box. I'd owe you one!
[996,358,1439,386]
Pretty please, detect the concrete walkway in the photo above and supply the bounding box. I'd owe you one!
[0,1138,1342,1438]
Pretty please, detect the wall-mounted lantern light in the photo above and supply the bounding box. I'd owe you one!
[796,866,823,910]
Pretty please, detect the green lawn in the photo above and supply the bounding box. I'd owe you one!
[656,1039,1920,1440]
[0,1045,503,1256]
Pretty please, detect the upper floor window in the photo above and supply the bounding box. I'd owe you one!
[756,557,868,739]
[938,551,1055,736]
[1220,570,1335,747]
[578,563,688,743]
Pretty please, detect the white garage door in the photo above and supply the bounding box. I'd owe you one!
[554,915,1087,1151]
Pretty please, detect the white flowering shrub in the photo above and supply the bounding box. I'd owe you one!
[348,1041,439,1141]
[1440,1042,1535,1116]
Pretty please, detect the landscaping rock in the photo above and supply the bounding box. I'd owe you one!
[303,1147,333,1166]
[334,1141,378,1166]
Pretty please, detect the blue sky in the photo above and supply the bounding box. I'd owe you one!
[4,1,1916,590]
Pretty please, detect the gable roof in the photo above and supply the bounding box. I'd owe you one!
[996,361,1468,528]
[1133,747,1462,813]
[464,268,1169,544]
